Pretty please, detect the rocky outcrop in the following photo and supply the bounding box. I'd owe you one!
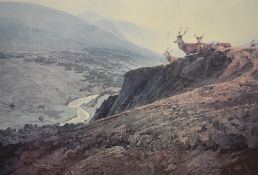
[1,47,258,175]
[93,47,256,120]
[0,123,82,148]
[93,95,118,121]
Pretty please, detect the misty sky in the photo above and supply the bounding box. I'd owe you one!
[1,0,258,52]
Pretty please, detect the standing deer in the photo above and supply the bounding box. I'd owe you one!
[174,28,202,55]
[194,34,214,51]
[163,48,179,63]
[194,34,204,44]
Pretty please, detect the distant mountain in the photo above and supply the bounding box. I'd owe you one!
[0,2,108,50]
[0,2,163,64]
[115,21,166,52]
[79,12,125,40]
[79,12,166,53]
[115,20,150,40]
[78,12,102,22]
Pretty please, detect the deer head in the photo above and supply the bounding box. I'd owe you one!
[174,27,188,44]
[163,48,173,57]
[194,34,204,43]
[163,48,179,62]
[251,40,256,47]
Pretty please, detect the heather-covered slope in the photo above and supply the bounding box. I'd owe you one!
[1,47,258,175]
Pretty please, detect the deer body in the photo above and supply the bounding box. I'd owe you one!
[174,28,202,55]
[176,38,202,55]
[166,55,178,63]
[194,33,231,49]
[194,34,213,51]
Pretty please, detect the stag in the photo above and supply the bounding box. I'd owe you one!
[194,34,204,44]
[163,48,179,63]
[194,34,214,51]
[174,28,202,55]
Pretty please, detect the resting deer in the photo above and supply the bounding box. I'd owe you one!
[163,48,179,63]
[214,42,231,48]
[174,28,202,55]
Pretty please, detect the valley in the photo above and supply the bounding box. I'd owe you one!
[0,48,154,129]
[0,2,163,129]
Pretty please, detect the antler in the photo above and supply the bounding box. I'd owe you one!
[181,27,188,36]
[178,28,182,36]
[178,27,188,37]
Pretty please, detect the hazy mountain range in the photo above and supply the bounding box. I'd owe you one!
[79,12,126,40]
[79,12,166,54]
[0,2,162,62]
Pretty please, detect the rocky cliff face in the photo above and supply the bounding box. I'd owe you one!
[1,47,258,175]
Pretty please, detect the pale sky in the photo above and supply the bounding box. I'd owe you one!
[1,0,258,52]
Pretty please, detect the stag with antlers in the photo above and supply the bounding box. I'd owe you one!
[194,34,204,44]
[163,48,179,63]
[194,34,214,51]
[174,28,202,55]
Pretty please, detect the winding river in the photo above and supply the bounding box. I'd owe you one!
[62,94,99,125]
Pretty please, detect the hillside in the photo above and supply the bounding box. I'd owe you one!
[94,47,257,119]
[0,2,162,63]
[0,48,151,129]
[1,47,258,174]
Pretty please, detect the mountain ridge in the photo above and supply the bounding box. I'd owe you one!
[79,12,126,40]
[93,47,256,120]
[79,11,165,53]
[0,2,163,64]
